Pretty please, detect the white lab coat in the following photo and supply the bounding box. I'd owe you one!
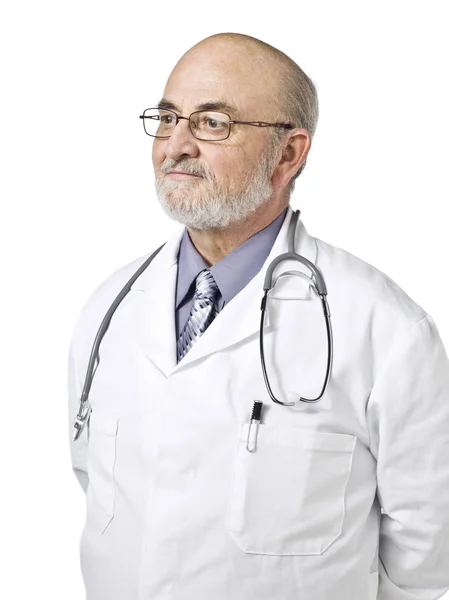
[68,205,449,600]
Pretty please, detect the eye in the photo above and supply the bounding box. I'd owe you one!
[204,117,227,130]
[160,114,175,125]
[206,118,219,129]
[198,112,228,132]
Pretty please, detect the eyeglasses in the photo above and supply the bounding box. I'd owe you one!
[139,108,293,141]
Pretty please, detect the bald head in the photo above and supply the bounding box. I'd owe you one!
[180,33,300,104]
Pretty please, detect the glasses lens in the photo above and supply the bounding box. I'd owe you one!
[142,108,177,137]
[190,111,230,140]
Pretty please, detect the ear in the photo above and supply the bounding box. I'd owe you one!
[271,128,312,190]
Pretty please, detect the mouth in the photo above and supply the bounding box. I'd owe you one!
[166,170,203,180]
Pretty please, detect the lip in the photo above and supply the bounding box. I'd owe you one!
[166,170,203,179]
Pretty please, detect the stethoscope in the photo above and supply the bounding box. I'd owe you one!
[73,209,333,442]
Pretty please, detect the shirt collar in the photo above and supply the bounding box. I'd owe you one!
[175,207,288,309]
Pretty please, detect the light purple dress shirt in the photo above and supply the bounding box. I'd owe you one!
[175,206,289,339]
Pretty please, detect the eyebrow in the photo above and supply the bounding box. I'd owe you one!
[157,98,238,116]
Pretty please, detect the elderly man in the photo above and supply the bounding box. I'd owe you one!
[68,33,449,600]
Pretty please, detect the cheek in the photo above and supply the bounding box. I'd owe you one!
[209,147,253,186]
[223,153,259,188]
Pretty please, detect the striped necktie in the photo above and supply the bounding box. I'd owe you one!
[177,268,220,362]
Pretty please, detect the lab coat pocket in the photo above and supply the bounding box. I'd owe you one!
[85,410,119,534]
[225,423,356,555]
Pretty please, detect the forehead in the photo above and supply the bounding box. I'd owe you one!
[163,44,279,117]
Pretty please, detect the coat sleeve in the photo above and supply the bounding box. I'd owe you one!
[367,314,449,600]
[67,314,89,495]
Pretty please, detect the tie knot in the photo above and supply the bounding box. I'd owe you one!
[195,269,219,301]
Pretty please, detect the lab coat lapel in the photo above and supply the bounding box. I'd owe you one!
[131,205,317,376]
[130,227,183,378]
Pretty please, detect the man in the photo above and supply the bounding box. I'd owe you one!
[68,33,449,600]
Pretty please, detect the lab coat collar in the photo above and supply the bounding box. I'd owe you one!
[130,204,318,377]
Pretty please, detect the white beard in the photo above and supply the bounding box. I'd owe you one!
[154,144,279,231]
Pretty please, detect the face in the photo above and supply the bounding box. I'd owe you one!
[152,42,282,230]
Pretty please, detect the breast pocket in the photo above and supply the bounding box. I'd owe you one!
[225,423,356,555]
[86,410,119,534]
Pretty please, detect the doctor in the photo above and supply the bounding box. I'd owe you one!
[68,33,449,600]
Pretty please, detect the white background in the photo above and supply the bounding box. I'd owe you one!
[1,0,448,597]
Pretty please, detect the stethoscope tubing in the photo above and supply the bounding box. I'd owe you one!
[259,289,333,406]
[259,209,333,406]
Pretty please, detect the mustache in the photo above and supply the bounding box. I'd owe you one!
[159,158,213,179]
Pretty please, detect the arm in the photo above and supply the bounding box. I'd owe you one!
[367,314,449,600]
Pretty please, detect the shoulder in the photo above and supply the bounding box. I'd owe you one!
[313,235,428,336]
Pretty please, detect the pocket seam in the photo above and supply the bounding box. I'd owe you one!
[86,413,119,534]
[239,422,356,452]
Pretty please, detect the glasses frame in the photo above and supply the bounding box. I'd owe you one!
[139,107,293,141]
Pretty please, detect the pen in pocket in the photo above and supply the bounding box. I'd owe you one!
[246,401,263,452]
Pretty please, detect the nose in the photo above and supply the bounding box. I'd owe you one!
[164,117,200,161]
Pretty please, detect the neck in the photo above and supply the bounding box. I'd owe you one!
[187,199,289,266]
